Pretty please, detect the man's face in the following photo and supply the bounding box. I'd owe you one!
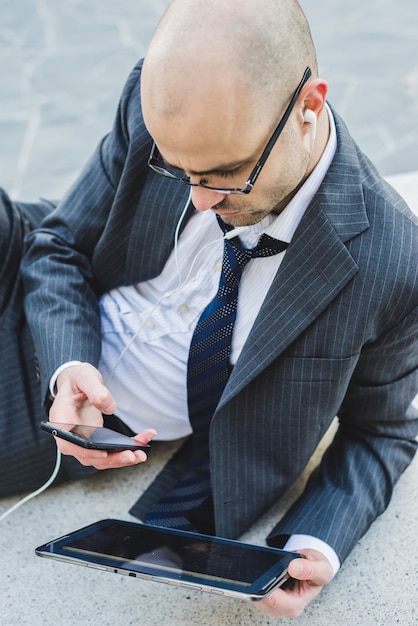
[196,124,311,227]
[143,69,313,227]
[154,115,312,227]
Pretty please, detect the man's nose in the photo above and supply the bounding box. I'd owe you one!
[191,186,227,212]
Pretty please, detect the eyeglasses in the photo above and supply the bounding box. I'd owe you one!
[147,67,312,195]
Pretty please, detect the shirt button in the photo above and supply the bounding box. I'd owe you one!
[178,304,189,314]
[145,319,154,329]
[215,259,222,272]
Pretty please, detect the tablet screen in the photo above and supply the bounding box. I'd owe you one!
[59,520,289,587]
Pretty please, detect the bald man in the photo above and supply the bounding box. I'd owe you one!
[2,0,416,618]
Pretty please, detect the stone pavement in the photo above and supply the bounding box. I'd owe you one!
[1,2,417,625]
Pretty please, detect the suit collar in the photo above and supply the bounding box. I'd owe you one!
[219,109,370,406]
[314,107,370,241]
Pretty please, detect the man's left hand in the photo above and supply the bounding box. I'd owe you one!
[254,549,334,619]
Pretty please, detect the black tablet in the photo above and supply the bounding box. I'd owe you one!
[36,519,300,600]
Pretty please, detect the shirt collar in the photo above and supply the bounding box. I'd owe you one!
[239,104,337,249]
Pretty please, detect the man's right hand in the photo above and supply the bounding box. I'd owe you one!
[49,363,156,470]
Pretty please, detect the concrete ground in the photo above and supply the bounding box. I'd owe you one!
[1,1,417,625]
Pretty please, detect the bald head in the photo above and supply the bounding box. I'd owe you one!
[141,0,322,184]
[142,0,317,121]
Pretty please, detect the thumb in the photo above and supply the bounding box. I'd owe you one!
[288,552,333,586]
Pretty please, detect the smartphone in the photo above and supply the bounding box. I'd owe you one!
[39,421,150,452]
[35,519,301,600]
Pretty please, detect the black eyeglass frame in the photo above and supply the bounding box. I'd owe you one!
[147,67,312,195]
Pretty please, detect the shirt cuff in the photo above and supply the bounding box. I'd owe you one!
[283,534,341,577]
[49,361,83,398]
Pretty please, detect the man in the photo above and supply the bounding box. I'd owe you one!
[2,0,416,618]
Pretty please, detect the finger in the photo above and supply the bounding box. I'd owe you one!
[88,431,156,468]
[55,438,108,465]
[57,363,117,415]
[288,554,333,586]
[133,429,158,444]
[56,444,147,470]
[255,587,309,619]
[87,384,116,415]
[91,448,149,470]
[254,551,333,618]
[255,569,327,618]
[74,369,116,414]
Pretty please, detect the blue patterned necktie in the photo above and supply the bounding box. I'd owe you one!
[144,219,288,533]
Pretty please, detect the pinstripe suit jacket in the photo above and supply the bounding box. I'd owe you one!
[22,60,418,563]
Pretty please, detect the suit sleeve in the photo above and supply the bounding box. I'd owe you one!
[21,60,146,404]
[267,305,418,564]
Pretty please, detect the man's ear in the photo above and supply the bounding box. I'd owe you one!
[301,78,329,118]
[298,78,328,143]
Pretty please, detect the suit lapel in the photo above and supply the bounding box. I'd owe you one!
[220,113,370,406]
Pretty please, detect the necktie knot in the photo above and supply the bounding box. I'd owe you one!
[221,225,288,288]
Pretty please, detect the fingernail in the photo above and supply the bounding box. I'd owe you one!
[291,561,302,577]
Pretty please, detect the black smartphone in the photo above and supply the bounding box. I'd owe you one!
[35,519,301,600]
[39,421,150,452]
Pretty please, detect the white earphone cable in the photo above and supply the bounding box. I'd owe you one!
[0,448,62,522]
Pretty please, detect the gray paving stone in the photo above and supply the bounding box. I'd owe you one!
[303,2,418,176]
[2,0,417,198]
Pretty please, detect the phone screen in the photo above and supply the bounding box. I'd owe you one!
[40,422,149,452]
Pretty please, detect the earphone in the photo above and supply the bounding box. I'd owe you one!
[223,225,249,240]
[303,109,317,143]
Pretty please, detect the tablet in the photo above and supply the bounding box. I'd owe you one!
[35,519,300,600]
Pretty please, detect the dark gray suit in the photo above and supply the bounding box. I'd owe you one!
[20,60,418,564]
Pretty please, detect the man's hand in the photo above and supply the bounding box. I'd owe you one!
[254,549,334,619]
[49,363,156,470]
